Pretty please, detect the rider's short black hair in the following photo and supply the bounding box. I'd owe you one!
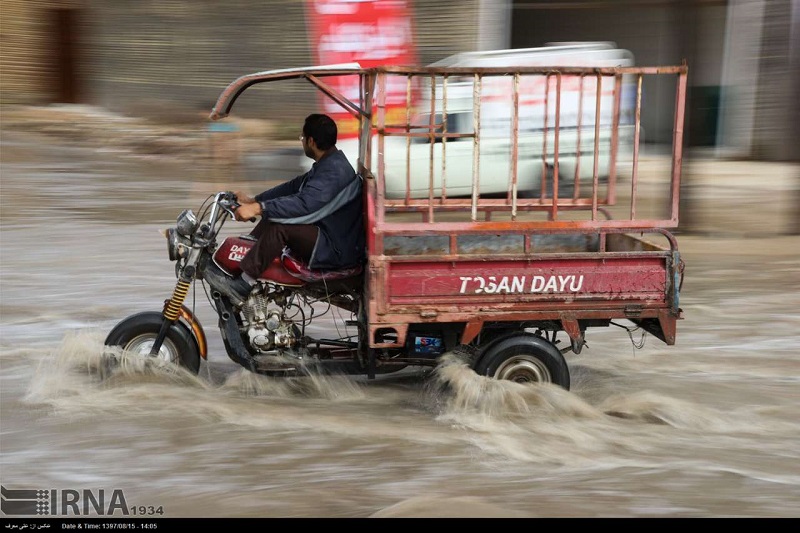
[303,114,337,151]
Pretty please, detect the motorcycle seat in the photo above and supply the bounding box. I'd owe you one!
[281,249,363,282]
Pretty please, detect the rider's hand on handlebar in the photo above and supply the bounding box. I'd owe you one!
[233,191,255,204]
[234,201,261,223]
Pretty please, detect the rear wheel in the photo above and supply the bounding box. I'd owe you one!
[104,312,201,374]
[473,333,570,390]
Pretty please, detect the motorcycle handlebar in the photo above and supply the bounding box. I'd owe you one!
[220,191,256,223]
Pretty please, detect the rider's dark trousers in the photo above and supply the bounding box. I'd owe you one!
[240,219,319,279]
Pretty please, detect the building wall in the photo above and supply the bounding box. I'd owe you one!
[84,1,315,121]
[0,0,84,104]
[6,1,792,160]
[82,1,481,122]
[3,1,482,120]
[752,0,797,161]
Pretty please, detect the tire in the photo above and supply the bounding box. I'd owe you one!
[475,327,517,348]
[104,312,201,374]
[518,164,550,200]
[473,333,570,390]
[519,166,575,200]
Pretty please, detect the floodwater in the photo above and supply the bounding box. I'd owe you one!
[1,128,799,518]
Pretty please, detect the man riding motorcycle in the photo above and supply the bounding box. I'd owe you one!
[204,113,365,306]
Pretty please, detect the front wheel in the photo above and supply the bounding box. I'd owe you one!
[104,312,201,374]
[473,333,570,390]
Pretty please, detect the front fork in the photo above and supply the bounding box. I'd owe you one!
[149,269,193,356]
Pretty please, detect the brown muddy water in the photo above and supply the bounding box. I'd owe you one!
[1,129,799,518]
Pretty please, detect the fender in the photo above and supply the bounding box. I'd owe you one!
[179,305,208,359]
[162,301,208,359]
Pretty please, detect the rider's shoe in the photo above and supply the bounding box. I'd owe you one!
[203,263,253,307]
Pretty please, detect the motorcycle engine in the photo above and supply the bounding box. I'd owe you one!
[242,292,298,353]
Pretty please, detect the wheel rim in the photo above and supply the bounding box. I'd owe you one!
[124,334,180,365]
[493,354,552,383]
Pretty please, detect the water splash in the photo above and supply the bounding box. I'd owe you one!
[221,367,366,402]
[431,352,601,420]
[22,331,777,469]
[25,329,210,403]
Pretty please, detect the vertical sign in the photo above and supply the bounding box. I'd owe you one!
[305,0,418,139]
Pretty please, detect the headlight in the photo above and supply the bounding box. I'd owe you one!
[176,209,198,237]
[165,228,190,261]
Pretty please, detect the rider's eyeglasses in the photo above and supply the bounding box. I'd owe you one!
[299,135,305,142]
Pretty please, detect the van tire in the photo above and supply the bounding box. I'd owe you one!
[519,165,575,199]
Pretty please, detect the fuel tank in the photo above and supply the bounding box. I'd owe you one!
[212,236,303,286]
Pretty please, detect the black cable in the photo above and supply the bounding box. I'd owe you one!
[610,321,647,350]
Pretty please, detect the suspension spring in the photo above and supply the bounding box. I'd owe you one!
[163,279,191,321]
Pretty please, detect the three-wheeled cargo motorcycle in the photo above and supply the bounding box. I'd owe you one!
[105,62,688,390]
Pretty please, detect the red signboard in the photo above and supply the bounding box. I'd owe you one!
[305,0,418,138]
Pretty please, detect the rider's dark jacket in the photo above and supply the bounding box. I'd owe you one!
[255,149,365,270]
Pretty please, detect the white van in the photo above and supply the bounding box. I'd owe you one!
[338,43,637,199]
